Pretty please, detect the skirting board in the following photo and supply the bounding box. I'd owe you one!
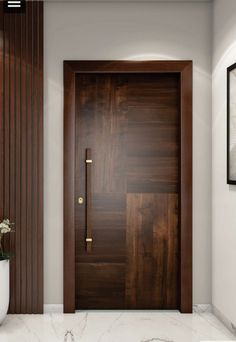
[212,305,236,336]
[44,305,63,314]
[193,304,212,313]
[193,304,236,337]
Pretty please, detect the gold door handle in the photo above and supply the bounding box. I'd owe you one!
[85,148,92,252]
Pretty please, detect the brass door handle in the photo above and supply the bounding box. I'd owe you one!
[85,148,92,252]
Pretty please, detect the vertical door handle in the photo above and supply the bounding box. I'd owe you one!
[85,148,92,252]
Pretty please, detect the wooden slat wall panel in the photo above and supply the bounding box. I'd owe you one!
[0,4,3,237]
[20,7,27,314]
[0,1,43,314]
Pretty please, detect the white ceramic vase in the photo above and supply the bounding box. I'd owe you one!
[0,260,9,325]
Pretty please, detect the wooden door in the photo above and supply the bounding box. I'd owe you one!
[75,72,180,310]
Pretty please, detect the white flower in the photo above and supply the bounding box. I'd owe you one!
[0,219,12,234]
[0,227,11,234]
[3,219,10,225]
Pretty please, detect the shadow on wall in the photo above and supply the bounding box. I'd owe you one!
[229,185,236,192]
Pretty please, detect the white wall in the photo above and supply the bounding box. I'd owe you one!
[212,0,236,326]
[44,1,212,305]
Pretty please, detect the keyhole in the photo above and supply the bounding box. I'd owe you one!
[78,197,84,204]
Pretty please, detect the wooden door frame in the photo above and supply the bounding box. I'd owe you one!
[63,60,192,313]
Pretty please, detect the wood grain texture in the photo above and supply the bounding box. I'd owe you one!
[64,61,192,313]
[63,62,76,313]
[126,73,179,194]
[126,194,179,309]
[126,193,179,309]
[75,73,180,310]
[0,2,3,242]
[76,263,125,309]
[75,74,127,309]
[76,193,126,264]
[20,7,27,313]
[180,63,193,313]
[0,1,43,314]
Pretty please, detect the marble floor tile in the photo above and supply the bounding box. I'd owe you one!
[0,311,235,342]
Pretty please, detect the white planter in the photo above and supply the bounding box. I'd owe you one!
[0,260,9,325]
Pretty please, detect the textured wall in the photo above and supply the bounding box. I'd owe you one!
[0,1,43,314]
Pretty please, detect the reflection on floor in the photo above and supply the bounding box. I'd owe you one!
[0,309,235,342]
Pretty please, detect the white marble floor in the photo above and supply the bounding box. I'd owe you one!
[0,310,235,342]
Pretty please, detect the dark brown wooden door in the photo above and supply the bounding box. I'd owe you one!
[75,73,180,310]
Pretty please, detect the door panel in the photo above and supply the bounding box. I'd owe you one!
[75,263,125,309]
[76,193,126,264]
[126,193,179,309]
[75,73,180,310]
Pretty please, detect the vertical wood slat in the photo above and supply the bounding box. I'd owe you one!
[20,6,27,314]
[6,12,15,313]
[0,1,43,314]
[38,2,44,313]
[32,0,38,313]
[0,2,3,228]
[15,11,21,314]
[26,1,33,314]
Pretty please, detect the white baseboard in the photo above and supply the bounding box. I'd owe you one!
[212,305,236,337]
[43,304,63,314]
[193,304,212,313]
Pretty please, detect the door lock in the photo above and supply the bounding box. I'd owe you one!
[78,197,84,204]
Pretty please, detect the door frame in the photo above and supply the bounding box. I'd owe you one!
[63,60,192,313]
